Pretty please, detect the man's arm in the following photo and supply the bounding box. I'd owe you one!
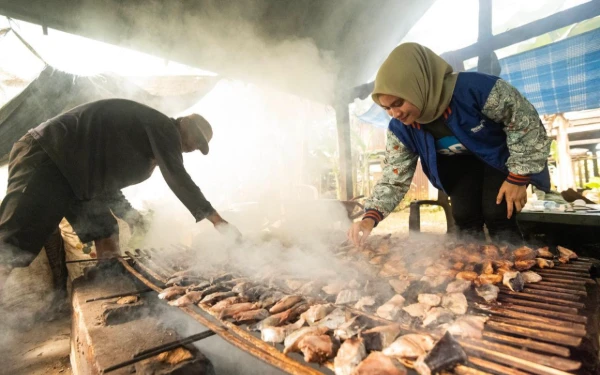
[144,120,216,222]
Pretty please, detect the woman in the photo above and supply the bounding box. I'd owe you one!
[348,43,550,245]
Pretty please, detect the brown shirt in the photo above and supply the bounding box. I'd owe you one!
[30,99,214,221]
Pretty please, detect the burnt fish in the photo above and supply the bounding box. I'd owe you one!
[200,291,237,305]
[414,332,467,375]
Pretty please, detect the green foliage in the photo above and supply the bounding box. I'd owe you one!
[585,177,600,190]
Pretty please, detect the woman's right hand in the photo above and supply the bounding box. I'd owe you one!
[347,219,375,246]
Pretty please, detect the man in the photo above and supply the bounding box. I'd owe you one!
[0,98,241,296]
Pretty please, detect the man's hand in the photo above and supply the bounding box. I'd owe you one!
[496,181,527,219]
[207,212,242,242]
[347,219,375,246]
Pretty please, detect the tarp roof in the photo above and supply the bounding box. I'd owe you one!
[0,0,435,103]
[0,66,217,163]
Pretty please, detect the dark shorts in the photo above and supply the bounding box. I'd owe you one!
[0,133,118,267]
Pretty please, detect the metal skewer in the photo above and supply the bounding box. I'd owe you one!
[85,288,152,303]
[102,330,216,373]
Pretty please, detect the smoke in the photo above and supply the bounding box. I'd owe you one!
[81,0,341,104]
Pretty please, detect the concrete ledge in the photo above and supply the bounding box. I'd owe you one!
[70,262,213,375]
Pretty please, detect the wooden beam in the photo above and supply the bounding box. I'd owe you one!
[335,100,353,201]
[453,0,600,61]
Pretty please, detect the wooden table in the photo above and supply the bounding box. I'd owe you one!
[517,210,600,255]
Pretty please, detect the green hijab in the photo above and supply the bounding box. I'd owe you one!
[372,43,458,124]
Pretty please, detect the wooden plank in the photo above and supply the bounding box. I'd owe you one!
[485,321,582,347]
[554,264,591,272]
[525,283,587,296]
[497,297,579,314]
[502,303,587,324]
[125,251,169,285]
[455,364,494,375]
[536,269,592,279]
[535,281,587,292]
[480,308,586,335]
[499,290,585,309]
[460,339,581,372]
[459,340,577,375]
[541,276,594,285]
[490,316,586,337]
[521,288,582,301]
[467,357,529,375]
[482,331,570,357]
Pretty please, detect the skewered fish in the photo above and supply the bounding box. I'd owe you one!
[389,279,411,295]
[536,246,554,258]
[269,295,303,313]
[362,324,402,351]
[185,281,212,292]
[474,273,502,286]
[200,291,237,305]
[558,246,577,260]
[354,296,377,312]
[261,318,306,343]
[382,334,435,358]
[256,291,286,309]
[455,271,477,281]
[334,337,366,375]
[233,308,269,322]
[481,260,494,274]
[219,302,257,319]
[475,284,499,303]
[336,290,363,305]
[283,326,329,354]
[481,245,499,260]
[231,281,255,294]
[446,280,471,294]
[414,332,467,375]
[522,271,542,283]
[301,304,336,325]
[445,315,488,339]
[322,281,346,295]
[334,316,367,341]
[210,296,249,313]
[441,293,468,315]
[420,275,449,288]
[422,307,454,327]
[503,271,524,292]
[168,291,204,306]
[402,303,430,319]
[514,260,536,271]
[165,275,203,287]
[418,294,441,307]
[297,334,339,363]
[353,352,407,375]
[536,258,554,269]
[317,308,349,330]
[376,295,406,320]
[158,286,187,300]
[513,246,536,261]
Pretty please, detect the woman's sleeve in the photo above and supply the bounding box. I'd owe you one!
[363,130,418,225]
[481,79,551,185]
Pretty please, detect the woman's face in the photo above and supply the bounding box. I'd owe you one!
[378,94,421,125]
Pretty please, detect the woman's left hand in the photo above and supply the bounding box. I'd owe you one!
[496,181,527,219]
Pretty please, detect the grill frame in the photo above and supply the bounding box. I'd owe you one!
[118,247,600,375]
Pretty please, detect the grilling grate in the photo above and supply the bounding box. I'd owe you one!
[117,246,599,375]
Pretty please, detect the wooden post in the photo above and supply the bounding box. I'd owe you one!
[336,100,353,200]
[554,114,575,191]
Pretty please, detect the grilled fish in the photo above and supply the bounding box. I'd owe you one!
[475,284,499,303]
[158,286,187,301]
[522,271,542,283]
[219,302,257,319]
[441,293,468,315]
[446,279,471,294]
[210,296,249,313]
[382,334,435,358]
[558,246,577,260]
[283,326,329,354]
[301,304,336,325]
[417,294,441,307]
[297,334,339,363]
[353,352,407,375]
[269,295,303,314]
[334,337,366,375]
[200,291,237,305]
[261,318,306,343]
[233,308,269,322]
[168,291,204,306]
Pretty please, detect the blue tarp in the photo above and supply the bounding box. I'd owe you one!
[357,27,600,127]
[499,28,600,116]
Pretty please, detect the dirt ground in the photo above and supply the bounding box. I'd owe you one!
[0,312,72,375]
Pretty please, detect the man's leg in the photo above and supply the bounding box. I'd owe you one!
[67,199,121,259]
[482,164,522,244]
[0,135,74,301]
[437,156,486,241]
